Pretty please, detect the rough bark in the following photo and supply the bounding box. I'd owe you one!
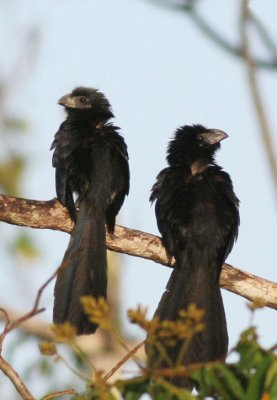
[0,194,276,310]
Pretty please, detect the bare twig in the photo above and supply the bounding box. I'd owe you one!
[153,359,220,379]
[250,12,277,57]
[0,355,35,400]
[0,267,58,354]
[9,273,56,333]
[104,340,146,382]
[0,308,51,340]
[240,0,277,196]
[0,308,10,327]
[0,271,57,400]
[146,0,277,69]
[0,195,276,310]
[41,389,78,400]
[54,354,91,382]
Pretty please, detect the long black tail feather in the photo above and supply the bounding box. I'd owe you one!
[53,198,107,335]
[148,251,228,386]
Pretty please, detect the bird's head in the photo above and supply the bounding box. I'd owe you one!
[167,124,228,167]
[58,87,114,121]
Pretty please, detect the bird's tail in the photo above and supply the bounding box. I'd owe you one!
[148,250,228,383]
[53,197,107,335]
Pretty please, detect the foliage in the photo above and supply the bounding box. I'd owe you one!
[0,81,38,260]
[192,328,277,400]
[38,299,276,399]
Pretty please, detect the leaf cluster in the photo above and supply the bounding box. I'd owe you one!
[39,298,276,399]
[193,327,276,400]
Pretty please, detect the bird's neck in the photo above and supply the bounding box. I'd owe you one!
[66,109,112,127]
[190,158,215,175]
[67,113,110,128]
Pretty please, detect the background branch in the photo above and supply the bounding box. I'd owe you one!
[240,0,277,197]
[147,0,277,69]
[0,194,276,310]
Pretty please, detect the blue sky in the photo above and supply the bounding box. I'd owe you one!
[0,0,276,396]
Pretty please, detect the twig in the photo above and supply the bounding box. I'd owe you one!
[250,12,277,57]
[0,355,35,400]
[0,308,10,350]
[106,324,143,368]
[0,308,51,340]
[41,389,78,400]
[8,273,55,333]
[0,195,276,310]
[0,273,57,400]
[33,270,58,311]
[0,268,58,354]
[146,0,277,69]
[240,0,277,196]
[0,308,10,328]
[54,354,91,382]
[104,340,146,382]
[153,359,221,378]
[70,341,96,373]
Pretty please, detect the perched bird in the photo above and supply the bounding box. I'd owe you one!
[148,124,239,384]
[51,87,129,335]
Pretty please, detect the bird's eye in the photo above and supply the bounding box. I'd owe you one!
[198,135,204,145]
[79,97,86,103]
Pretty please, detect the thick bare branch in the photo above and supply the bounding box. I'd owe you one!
[0,195,276,310]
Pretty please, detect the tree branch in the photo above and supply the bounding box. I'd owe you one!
[41,389,78,400]
[240,0,277,197]
[0,269,56,345]
[0,356,35,400]
[0,195,276,310]
[146,0,277,70]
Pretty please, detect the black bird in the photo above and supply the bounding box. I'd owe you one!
[51,87,129,335]
[148,124,239,383]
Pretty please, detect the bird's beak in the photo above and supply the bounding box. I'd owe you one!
[203,129,229,145]
[58,93,76,108]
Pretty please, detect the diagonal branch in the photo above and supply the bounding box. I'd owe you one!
[240,0,277,197]
[0,356,35,400]
[0,194,276,310]
[146,0,277,69]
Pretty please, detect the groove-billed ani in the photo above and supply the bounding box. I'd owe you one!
[51,87,129,335]
[148,124,239,385]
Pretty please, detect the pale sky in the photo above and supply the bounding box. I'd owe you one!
[0,0,276,398]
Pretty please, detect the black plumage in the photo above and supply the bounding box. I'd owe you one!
[148,124,239,384]
[51,87,129,335]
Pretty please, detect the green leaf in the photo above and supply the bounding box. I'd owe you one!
[239,327,257,343]
[191,367,214,397]
[4,116,28,132]
[124,389,144,400]
[88,388,117,400]
[236,328,265,375]
[117,376,149,400]
[265,359,277,397]
[206,366,233,400]
[214,364,245,399]
[9,232,39,260]
[153,377,196,400]
[245,355,273,400]
[0,155,25,195]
